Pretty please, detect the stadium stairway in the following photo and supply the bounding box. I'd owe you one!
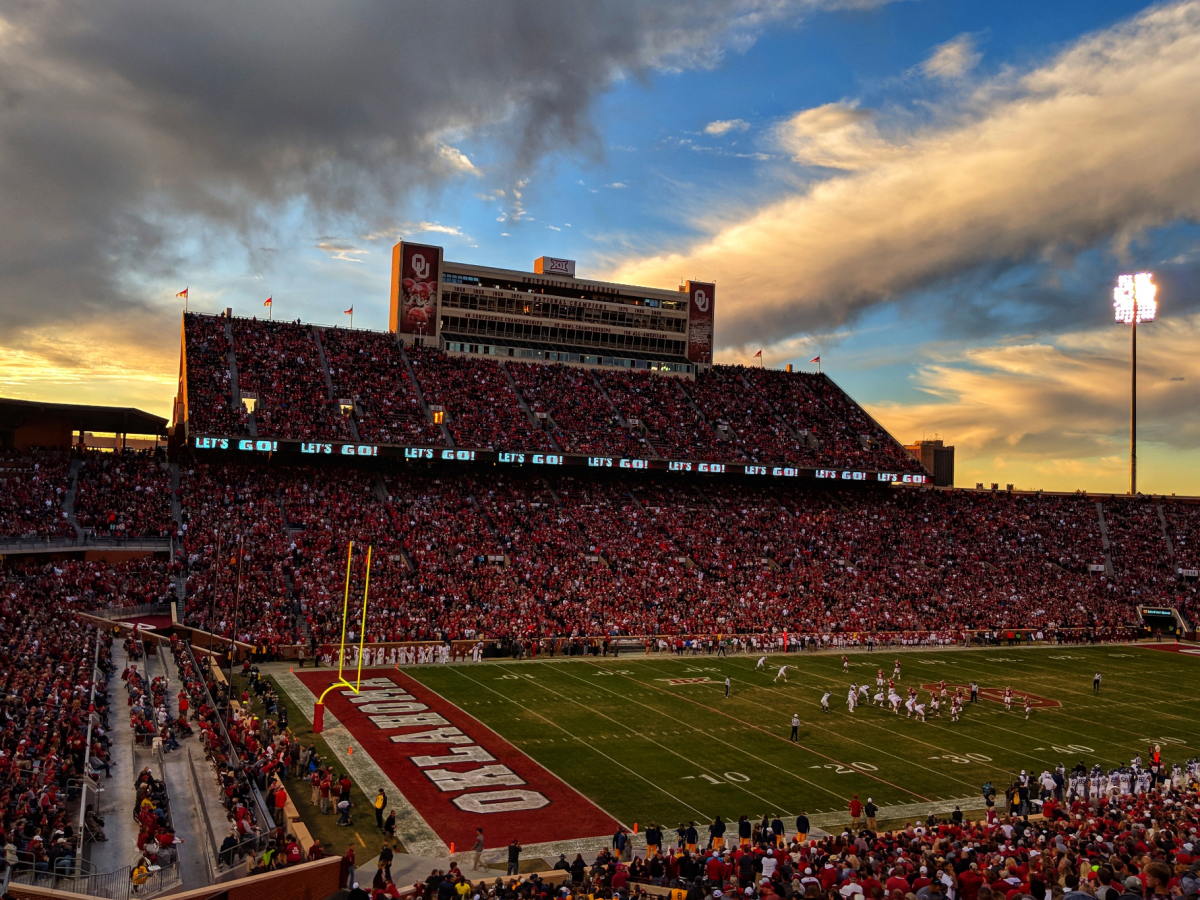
[224,318,257,438]
[1157,499,1177,572]
[397,338,454,447]
[736,372,803,441]
[590,370,660,458]
[312,326,362,442]
[1096,501,1117,576]
[64,458,83,540]
[500,361,563,453]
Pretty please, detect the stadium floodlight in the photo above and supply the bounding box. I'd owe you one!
[1113,272,1156,324]
[1113,272,1156,496]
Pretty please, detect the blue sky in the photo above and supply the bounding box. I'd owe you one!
[3,0,1199,494]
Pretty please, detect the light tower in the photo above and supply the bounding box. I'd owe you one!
[1112,272,1157,495]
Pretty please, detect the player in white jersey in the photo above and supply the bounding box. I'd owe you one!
[847,687,857,711]
[775,665,789,682]
[872,688,885,707]
[904,695,916,718]
[857,683,870,701]
[820,690,831,713]
[914,700,926,722]
[889,691,902,714]
[756,656,767,670]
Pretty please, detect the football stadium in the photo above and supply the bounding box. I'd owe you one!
[6,2,1200,898]
[1,239,1198,900]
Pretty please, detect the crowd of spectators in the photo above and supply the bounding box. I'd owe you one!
[166,452,1195,650]
[1104,500,1173,595]
[74,452,175,539]
[408,346,554,452]
[0,453,74,540]
[507,362,645,456]
[598,369,726,461]
[321,328,445,446]
[0,565,118,876]
[231,318,352,441]
[183,313,246,436]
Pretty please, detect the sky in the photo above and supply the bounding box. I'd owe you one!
[1,0,1199,494]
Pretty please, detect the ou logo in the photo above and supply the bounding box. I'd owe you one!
[412,253,430,280]
[694,289,710,312]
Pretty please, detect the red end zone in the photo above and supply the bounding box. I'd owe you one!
[295,670,620,848]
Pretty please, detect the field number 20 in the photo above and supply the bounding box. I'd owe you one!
[809,762,878,774]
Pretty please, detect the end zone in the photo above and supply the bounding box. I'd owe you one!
[293,670,620,850]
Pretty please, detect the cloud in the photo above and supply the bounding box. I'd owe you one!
[317,240,368,263]
[607,182,628,189]
[0,0,890,364]
[704,118,751,135]
[776,101,891,169]
[919,33,982,80]
[611,1,1200,350]
[866,314,1200,492]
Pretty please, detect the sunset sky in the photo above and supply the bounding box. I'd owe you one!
[2,0,1198,493]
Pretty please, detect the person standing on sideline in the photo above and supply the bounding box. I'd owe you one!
[725,677,731,699]
[790,714,800,742]
[709,815,726,850]
[472,828,484,871]
[849,795,862,829]
[374,788,388,829]
[865,798,878,831]
[1094,671,1102,693]
[795,811,809,844]
[378,842,393,883]
[506,838,521,875]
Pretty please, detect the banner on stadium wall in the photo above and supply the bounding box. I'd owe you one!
[391,241,443,339]
[686,281,715,365]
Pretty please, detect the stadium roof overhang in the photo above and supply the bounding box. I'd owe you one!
[0,397,168,437]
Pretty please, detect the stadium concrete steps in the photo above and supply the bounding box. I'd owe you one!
[85,639,140,877]
[1095,501,1116,577]
[312,326,362,442]
[224,319,257,438]
[675,379,728,443]
[397,339,454,447]
[541,478,561,507]
[737,373,803,441]
[64,458,83,540]
[1156,499,1177,571]
[589,371,661,458]
[499,361,563,452]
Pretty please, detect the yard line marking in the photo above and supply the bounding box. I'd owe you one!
[628,657,1000,792]
[440,664,709,819]
[542,661,844,806]
[575,660,932,802]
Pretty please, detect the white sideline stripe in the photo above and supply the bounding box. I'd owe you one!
[807,795,982,830]
[276,669,447,858]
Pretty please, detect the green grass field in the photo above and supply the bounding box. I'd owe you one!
[399,644,1200,830]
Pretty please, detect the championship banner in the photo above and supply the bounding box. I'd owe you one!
[686,281,715,364]
[295,671,620,848]
[391,241,442,339]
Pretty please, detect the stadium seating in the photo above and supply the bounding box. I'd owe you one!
[507,361,645,456]
[231,319,351,441]
[183,313,246,436]
[0,453,74,540]
[407,345,554,452]
[320,327,445,446]
[74,452,174,539]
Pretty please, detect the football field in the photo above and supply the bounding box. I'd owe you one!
[394,643,1200,831]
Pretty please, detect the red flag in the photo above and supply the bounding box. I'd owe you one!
[753,350,762,358]
[175,287,188,299]
[810,356,820,363]
[263,297,272,306]
[344,306,353,315]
